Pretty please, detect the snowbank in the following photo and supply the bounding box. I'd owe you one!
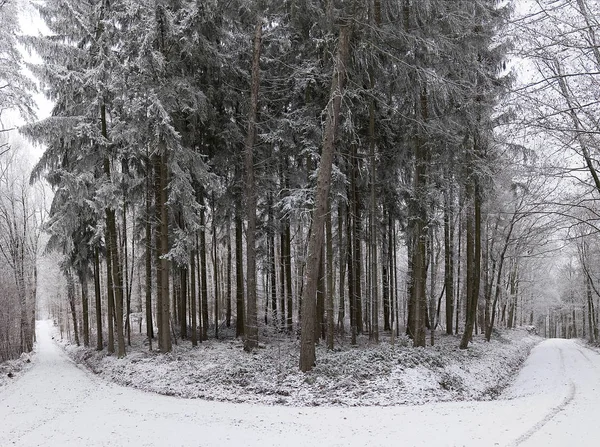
[0,350,35,389]
[56,328,540,407]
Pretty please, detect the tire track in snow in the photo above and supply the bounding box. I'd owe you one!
[510,345,576,446]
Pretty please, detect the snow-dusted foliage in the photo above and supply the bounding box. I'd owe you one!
[58,326,539,406]
[0,0,35,122]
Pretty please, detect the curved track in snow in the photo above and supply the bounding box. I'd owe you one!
[0,322,597,446]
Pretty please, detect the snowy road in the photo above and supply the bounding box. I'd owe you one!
[0,322,598,446]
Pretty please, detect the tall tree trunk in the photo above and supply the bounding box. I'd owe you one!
[243,19,262,352]
[285,219,293,333]
[317,245,325,340]
[235,204,245,337]
[337,201,346,333]
[227,230,232,328]
[80,270,90,347]
[460,139,482,349]
[268,197,277,327]
[368,47,379,343]
[407,88,429,348]
[106,232,115,354]
[153,150,171,353]
[279,230,286,331]
[326,198,335,350]
[213,200,219,339]
[145,165,153,350]
[101,103,126,358]
[352,144,363,335]
[382,206,390,332]
[300,24,351,372]
[443,178,454,335]
[94,247,103,351]
[485,217,516,341]
[455,205,463,335]
[122,204,132,346]
[200,205,209,341]
[190,248,198,346]
[347,193,356,345]
[66,269,80,346]
[181,266,188,339]
[196,235,203,342]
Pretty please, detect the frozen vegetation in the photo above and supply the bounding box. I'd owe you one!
[55,324,540,406]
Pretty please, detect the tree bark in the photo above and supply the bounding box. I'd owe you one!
[153,150,172,353]
[337,201,346,333]
[200,205,209,341]
[66,269,80,346]
[80,270,89,347]
[326,198,335,350]
[300,24,351,372]
[226,228,232,328]
[460,138,482,349]
[94,247,103,351]
[243,19,262,352]
[101,102,126,358]
[443,177,454,335]
[235,202,245,337]
[145,165,153,350]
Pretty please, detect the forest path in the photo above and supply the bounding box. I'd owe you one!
[0,322,596,446]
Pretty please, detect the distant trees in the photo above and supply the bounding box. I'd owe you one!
[0,141,43,360]
[0,0,38,361]
[513,0,600,341]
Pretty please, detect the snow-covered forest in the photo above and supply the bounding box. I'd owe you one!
[1,0,600,386]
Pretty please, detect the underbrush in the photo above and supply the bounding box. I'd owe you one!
[56,326,540,407]
[0,350,35,389]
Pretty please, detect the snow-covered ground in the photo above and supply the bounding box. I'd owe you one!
[0,321,597,446]
[0,350,34,389]
[55,326,539,406]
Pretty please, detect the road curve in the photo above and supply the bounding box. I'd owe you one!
[0,322,598,446]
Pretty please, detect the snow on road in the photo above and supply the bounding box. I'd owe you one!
[0,321,597,446]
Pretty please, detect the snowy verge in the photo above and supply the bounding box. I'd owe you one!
[0,350,35,389]
[55,328,540,407]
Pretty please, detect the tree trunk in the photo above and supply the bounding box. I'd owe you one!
[94,247,103,351]
[368,57,379,343]
[226,229,232,328]
[485,217,516,341]
[235,203,245,337]
[407,88,429,348]
[443,180,454,335]
[145,166,153,350]
[326,198,335,350]
[337,201,346,333]
[460,139,482,349]
[101,103,126,358]
[268,198,277,327]
[106,234,115,354]
[285,219,293,333]
[153,150,171,353]
[80,270,90,347]
[190,249,198,346]
[200,205,209,341]
[347,192,356,345]
[66,269,80,346]
[213,200,219,339]
[300,24,351,372]
[243,19,262,352]
[352,144,363,335]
